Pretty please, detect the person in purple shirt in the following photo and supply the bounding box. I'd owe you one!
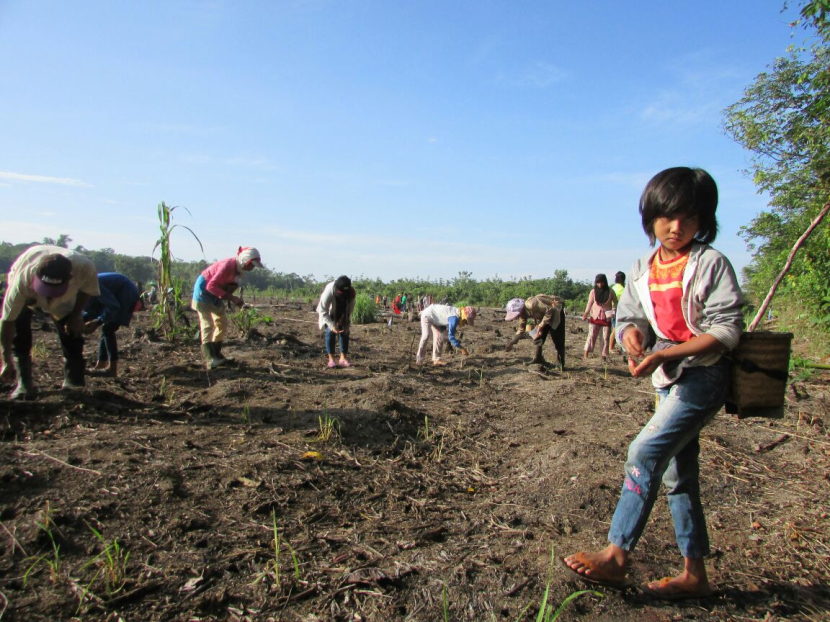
[83,273,144,377]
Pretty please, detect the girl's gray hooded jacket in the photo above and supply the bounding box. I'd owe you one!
[615,243,745,388]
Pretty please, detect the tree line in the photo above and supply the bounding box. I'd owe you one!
[0,239,595,311]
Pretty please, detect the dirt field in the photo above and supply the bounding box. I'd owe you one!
[1,303,828,622]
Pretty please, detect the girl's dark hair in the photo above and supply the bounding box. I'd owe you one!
[593,273,610,304]
[333,275,352,325]
[639,167,718,246]
[614,271,626,286]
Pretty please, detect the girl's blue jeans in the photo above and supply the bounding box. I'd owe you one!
[608,360,729,558]
[325,326,349,356]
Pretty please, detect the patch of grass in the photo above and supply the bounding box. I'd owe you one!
[521,545,603,621]
[352,293,376,324]
[82,525,130,598]
[774,302,830,364]
[316,408,340,442]
[230,307,273,340]
[23,502,61,586]
[255,510,300,589]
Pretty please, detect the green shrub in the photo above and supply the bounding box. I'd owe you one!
[230,307,273,339]
[352,294,376,324]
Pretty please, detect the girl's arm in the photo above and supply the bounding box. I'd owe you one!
[316,284,337,330]
[582,291,594,320]
[627,332,726,378]
[446,316,462,348]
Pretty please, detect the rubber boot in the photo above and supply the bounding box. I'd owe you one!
[62,358,85,390]
[214,341,233,364]
[202,343,226,369]
[11,356,36,400]
[529,344,546,365]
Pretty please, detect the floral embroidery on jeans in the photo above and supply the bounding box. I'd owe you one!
[625,477,642,496]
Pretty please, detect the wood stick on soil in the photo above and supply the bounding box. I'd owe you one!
[21,451,102,476]
[748,198,830,332]
[0,521,28,556]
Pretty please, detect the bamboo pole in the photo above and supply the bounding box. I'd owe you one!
[748,199,830,332]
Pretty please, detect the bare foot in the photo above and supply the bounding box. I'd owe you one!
[563,546,629,586]
[432,360,448,367]
[643,572,712,600]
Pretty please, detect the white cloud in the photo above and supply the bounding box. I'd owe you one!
[0,171,93,187]
[497,62,567,88]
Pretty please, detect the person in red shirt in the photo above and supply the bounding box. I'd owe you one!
[564,167,744,600]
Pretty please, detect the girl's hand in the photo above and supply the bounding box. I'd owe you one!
[621,327,645,360]
[629,351,665,378]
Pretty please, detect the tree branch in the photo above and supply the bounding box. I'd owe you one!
[748,198,830,332]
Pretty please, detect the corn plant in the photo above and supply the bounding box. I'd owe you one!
[158,376,174,403]
[82,525,130,597]
[23,502,61,586]
[522,545,603,622]
[417,415,433,442]
[317,408,340,442]
[230,307,273,340]
[152,202,203,339]
[351,293,376,324]
[255,510,300,589]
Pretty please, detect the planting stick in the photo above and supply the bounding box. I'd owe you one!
[748,199,830,332]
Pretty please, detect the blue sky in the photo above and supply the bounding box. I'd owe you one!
[0,1,806,283]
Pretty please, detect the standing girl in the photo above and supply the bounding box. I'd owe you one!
[563,167,744,599]
[582,274,617,362]
[317,275,356,368]
[192,247,263,369]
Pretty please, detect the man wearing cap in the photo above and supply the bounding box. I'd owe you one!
[0,245,100,399]
[191,246,264,369]
[416,304,476,366]
[504,295,566,369]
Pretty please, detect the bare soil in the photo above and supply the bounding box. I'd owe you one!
[1,303,828,622]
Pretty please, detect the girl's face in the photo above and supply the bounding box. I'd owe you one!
[654,213,699,257]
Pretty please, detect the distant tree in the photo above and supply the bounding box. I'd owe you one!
[723,0,830,325]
